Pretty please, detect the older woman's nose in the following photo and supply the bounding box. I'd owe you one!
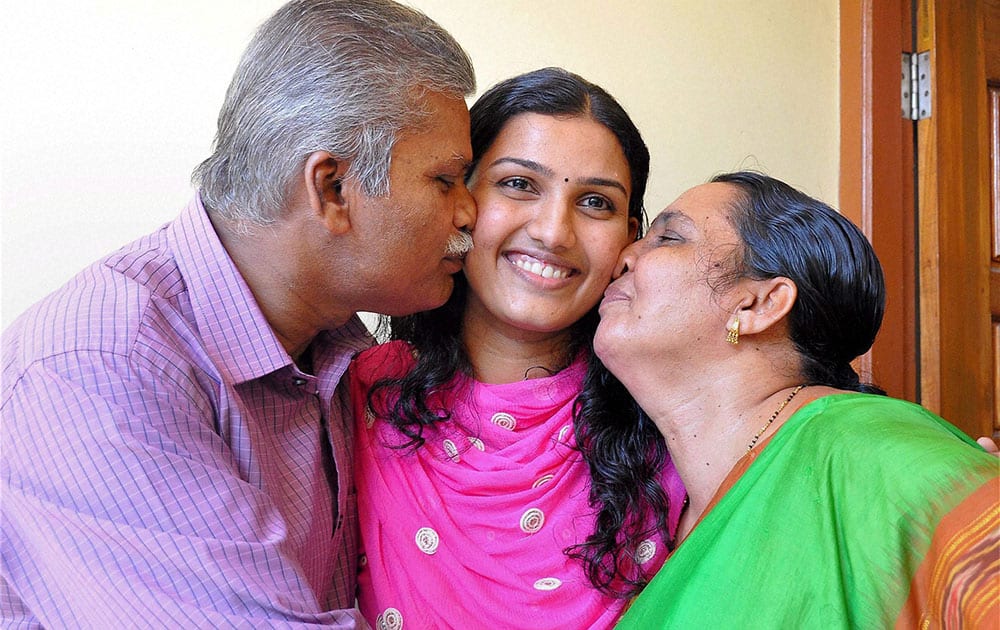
[612,240,641,278]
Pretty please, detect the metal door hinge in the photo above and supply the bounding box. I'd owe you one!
[901,51,931,120]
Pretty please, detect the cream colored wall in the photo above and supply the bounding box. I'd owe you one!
[0,1,839,327]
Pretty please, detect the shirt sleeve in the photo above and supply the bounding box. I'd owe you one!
[1,354,363,629]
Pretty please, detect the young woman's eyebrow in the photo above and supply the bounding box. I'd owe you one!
[485,156,553,177]
[576,176,627,195]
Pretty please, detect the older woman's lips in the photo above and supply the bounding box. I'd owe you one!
[600,286,630,307]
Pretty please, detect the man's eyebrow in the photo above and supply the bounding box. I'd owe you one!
[445,153,473,173]
[485,157,554,177]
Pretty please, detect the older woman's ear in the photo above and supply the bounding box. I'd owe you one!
[735,276,797,337]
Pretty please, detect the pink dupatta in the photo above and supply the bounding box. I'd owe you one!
[350,341,681,629]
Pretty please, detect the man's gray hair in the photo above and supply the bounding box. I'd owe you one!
[192,0,475,225]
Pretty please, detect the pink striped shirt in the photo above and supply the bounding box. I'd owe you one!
[1,196,371,628]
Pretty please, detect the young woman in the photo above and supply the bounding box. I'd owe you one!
[596,171,998,627]
[349,68,684,629]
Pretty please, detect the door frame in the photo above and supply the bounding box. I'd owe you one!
[840,0,993,438]
[839,0,917,401]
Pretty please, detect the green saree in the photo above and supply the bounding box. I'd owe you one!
[617,394,999,629]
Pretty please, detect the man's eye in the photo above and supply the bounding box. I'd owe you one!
[437,177,455,190]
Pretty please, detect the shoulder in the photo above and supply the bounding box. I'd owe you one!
[7,227,183,347]
[801,393,963,439]
[794,393,994,478]
[3,225,205,402]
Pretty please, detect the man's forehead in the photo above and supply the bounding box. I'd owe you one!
[389,140,471,178]
[442,151,473,170]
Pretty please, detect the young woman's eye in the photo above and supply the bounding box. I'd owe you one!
[499,176,532,191]
[581,195,614,211]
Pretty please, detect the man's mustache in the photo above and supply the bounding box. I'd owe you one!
[445,230,474,257]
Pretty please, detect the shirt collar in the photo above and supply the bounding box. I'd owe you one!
[169,195,297,384]
[169,195,374,384]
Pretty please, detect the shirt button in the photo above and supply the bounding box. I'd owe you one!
[292,377,307,387]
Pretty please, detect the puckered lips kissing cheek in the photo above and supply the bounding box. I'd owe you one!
[506,251,576,284]
[598,279,631,316]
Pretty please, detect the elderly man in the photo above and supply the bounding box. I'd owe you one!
[1,1,475,626]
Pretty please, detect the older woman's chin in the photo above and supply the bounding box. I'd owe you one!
[593,324,624,370]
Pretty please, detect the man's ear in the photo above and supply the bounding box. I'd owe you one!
[735,276,798,336]
[304,151,353,235]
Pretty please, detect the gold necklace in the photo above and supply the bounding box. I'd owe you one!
[745,385,805,453]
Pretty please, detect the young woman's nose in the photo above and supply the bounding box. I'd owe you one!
[525,200,575,249]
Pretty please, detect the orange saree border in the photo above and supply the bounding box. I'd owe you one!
[896,477,1000,629]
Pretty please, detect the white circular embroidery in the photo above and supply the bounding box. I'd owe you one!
[359,553,368,566]
[557,425,571,443]
[377,608,403,630]
[635,539,657,565]
[491,412,517,431]
[468,436,485,451]
[415,527,439,555]
[534,577,562,591]
[442,439,460,462]
[520,508,545,534]
[532,474,554,488]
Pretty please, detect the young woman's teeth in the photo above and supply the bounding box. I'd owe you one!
[514,258,569,279]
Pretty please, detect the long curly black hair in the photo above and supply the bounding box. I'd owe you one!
[366,67,673,597]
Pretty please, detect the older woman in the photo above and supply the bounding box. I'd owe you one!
[595,171,999,628]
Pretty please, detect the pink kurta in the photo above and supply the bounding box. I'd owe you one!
[350,341,679,629]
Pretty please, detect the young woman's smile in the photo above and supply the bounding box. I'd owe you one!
[463,113,637,337]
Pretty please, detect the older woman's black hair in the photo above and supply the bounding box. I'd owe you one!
[712,171,886,394]
[367,67,669,597]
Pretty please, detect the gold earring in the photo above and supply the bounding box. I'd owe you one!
[726,317,740,345]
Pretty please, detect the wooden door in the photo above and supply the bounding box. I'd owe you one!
[841,0,996,439]
[988,0,1000,437]
[916,0,996,440]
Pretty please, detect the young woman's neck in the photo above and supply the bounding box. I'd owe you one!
[460,308,575,385]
